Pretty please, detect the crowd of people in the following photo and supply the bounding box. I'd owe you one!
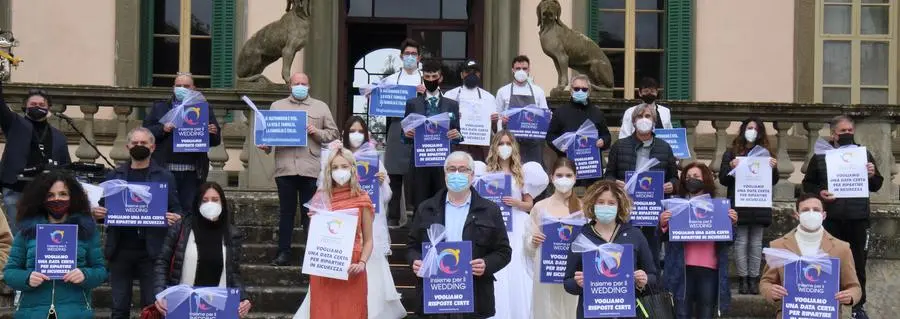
[0,37,882,319]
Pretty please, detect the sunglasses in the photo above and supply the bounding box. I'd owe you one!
[572,87,589,92]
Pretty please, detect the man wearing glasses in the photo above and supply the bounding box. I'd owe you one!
[545,74,612,186]
[493,55,549,165]
[143,73,221,215]
[407,151,512,318]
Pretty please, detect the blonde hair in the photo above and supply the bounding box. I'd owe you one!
[322,147,363,198]
[486,130,524,187]
[581,180,632,223]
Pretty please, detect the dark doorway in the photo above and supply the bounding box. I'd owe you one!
[337,0,483,144]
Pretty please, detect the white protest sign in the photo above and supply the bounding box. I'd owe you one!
[302,209,359,280]
[459,100,492,146]
[825,146,869,198]
[735,156,773,208]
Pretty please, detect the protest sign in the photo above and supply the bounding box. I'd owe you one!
[423,241,474,314]
[35,224,78,280]
[356,153,381,214]
[174,102,210,153]
[414,121,450,167]
[475,174,513,232]
[459,100,492,146]
[782,258,840,319]
[254,110,308,147]
[369,85,417,117]
[625,171,664,227]
[825,147,869,198]
[667,198,733,242]
[302,210,359,280]
[165,287,241,319]
[654,128,690,159]
[567,136,602,179]
[105,182,168,227]
[540,222,583,283]
[507,107,551,140]
[735,156,773,208]
[583,244,636,318]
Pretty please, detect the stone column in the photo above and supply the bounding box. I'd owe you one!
[110,106,134,165]
[678,120,699,169]
[854,118,896,203]
[238,110,251,189]
[75,105,100,163]
[240,110,276,189]
[801,122,824,174]
[303,0,340,114]
[710,120,730,197]
[483,0,520,92]
[207,109,230,186]
[773,121,796,200]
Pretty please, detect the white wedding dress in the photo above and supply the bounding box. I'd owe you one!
[297,154,406,319]
[524,206,581,319]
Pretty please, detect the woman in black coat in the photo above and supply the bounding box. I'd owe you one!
[717,117,778,295]
[153,182,252,317]
[564,180,658,319]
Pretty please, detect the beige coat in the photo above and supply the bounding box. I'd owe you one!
[760,229,861,319]
[0,205,12,278]
[269,96,339,178]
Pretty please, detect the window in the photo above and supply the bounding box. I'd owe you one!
[348,0,468,19]
[816,0,897,104]
[140,0,235,88]
[589,0,666,99]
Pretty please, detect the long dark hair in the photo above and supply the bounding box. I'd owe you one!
[731,117,772,156]
[193,182,229,222]
[17,170,91,223]
[677,162,717,197]
[341,116,370,147]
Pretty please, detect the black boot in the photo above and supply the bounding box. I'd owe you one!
[738,276,749,295]
[270,251,291,266]
[749,276,760,295]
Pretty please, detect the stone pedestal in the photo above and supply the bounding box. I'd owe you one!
[855,119,896,203]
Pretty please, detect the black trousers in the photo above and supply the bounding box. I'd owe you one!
[640,226,662,267]
[824,218,868,308]
[172,170,201,215]
[388,173,405,222]
[109,249,156,319]
[677,266,718,319]
[411,166,446,213]
[275,175,318,253]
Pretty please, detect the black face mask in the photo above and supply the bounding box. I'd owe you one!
[640,94,657,105]
[685,178,705,194]
[463,74,480,89]
[26,107,49,121]
[424,79,440,92]
[129,145,152,161]
[836,133,855,146]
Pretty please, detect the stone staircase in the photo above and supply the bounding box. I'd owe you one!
[0,190,781,318]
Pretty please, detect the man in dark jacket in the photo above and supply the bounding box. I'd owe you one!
[0,85,71,233]
[402,59,464,214]
[407,151,511,318]
[546,75,612,186]
[143,74,221,215]
[603,104,679,266]
[801,115,882,319]
[91,127,182,319]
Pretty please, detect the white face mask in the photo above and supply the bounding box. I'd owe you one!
[497,145,513,160]
[348,132,366,148]
[514,70,529,83]
[635,118,654,133]
[799,211,824,231]
[744,129,758,143]
[553,177,576,193]
[199,202,222,221]
[332,169,352,186]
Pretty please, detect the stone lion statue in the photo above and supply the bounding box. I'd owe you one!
[236,0,310,86]
[538,0,614,96]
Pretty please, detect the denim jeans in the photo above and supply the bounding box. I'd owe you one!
[677,266,718,319]
[734,225,764,277]
[1,188,21,234]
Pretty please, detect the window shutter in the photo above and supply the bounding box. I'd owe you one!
[211,0,236,88]
[588,0,600,43]
[139,0,155,87]
[665,0,693,100]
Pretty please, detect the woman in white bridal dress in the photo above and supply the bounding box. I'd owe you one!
[524,157,583,319]
[478,130,548,319]
[295,116,406,319]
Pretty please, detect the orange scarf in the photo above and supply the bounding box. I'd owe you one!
[328,186,374,214]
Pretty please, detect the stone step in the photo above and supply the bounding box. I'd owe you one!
[239,263,416,288]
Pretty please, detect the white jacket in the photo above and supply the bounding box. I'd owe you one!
[618,103,673,138]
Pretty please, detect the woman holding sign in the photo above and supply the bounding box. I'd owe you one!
[152,182,252,317]
[659,163,738,319]
[483,130,548,319]
[4,170,107,318]
[309,148,375,319]
[718,117,778,295]
[562,180,657,319]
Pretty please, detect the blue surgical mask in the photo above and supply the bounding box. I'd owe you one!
[593,204,618,224]
[572,91,589,104]
[291,84,309,100]
[173,87,191,101]
[402,55,417,70]
[446,173,470,192]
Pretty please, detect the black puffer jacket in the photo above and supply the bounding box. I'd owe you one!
[802,148,883,220]
[152,217,247,300]
[719,150,778,226]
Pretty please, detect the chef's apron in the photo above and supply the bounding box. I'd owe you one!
[507,83,543,165]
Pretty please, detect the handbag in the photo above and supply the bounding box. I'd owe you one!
[141,304,163,319]
[636,284,676,319]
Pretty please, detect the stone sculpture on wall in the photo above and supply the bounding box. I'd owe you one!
[0,30,22,82]
[537,0,614,97]
[236,0,310,89]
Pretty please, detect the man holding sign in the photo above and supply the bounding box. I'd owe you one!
[143,74,221,215]
[801,116,881,318]
[407,151,511,318]
[546,75,612,186]
[760,194,862,319]
[445,60,495,161]
[402,60,464,213]
[261,72,340,266]
[91,127,182,318]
